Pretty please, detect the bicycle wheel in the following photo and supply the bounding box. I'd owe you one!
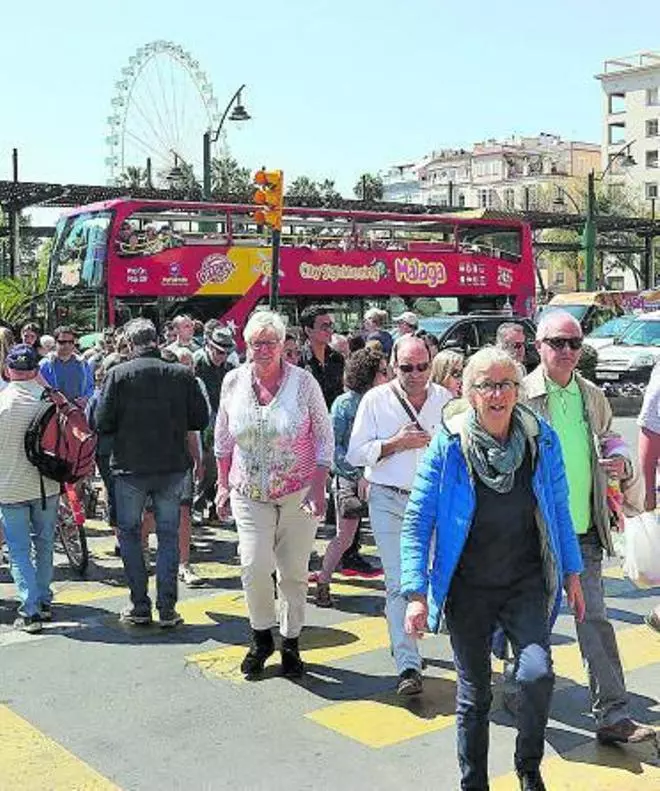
[57,497,90,576]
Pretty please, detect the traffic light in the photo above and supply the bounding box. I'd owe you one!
[253,168,284,230]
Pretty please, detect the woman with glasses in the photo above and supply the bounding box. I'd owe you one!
[314,348,389,607]
[401,346,585,791]
[214,311,333,680]
[430,349,464,397]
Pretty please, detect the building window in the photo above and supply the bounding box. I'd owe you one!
[478,188,489,208]
[458,193,466,207]
[647,87,659,106]
[608,122,626,145]
[553,269,565,286]
[646,150,659,169]
[647,119,659,137]
[646,182,659,199]
[608,93,625,114]
[503,188,515,210]
[607,276,625,291]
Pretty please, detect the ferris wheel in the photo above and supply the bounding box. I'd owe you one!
[105,40,223,186]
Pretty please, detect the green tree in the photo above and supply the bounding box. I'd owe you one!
[353,173,384,202]
[117,166,149,190]
[286,176,321,206]
[210,155,253,201]
[0,239,50,326]
[318,179,343,207]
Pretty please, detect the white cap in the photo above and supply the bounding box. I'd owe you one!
[393,311,418,327]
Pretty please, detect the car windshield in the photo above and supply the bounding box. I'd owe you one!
[615,318,660,347]
[588,315,634,339]
[417,316,459,336]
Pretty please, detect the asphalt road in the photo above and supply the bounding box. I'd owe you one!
[0,414,658,790]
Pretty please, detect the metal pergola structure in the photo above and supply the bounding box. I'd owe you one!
[1,177,660,285]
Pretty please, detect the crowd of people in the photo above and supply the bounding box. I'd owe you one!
[1,303,659,790]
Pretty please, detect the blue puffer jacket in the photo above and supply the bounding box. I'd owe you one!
[400,403,584,633]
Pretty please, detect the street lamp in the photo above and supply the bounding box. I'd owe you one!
[552,185,582,213]
[583,140,636,290]
[202,84,251,200]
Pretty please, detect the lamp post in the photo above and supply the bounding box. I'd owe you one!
[583,141,636,290]
[202,85,251,200]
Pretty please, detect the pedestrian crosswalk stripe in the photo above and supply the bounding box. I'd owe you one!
[54,585,131,606]
[0,704,120,790]
[490,727,660,789]
[186,615,390,682]
[305,671,458,747]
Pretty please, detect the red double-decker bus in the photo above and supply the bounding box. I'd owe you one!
[46,198,536,334]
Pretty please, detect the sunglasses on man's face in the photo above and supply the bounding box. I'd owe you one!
[542,337,583,351]
[398,361,430,373]
[57,339,75,346]
[506,341,525,350]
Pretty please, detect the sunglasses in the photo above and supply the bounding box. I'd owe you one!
[56,339,75,345]
[506,341,525,350]
[398,362,430,373]
[542,337,583,351]
[472,379,519,395]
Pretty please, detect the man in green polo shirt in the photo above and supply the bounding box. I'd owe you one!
[522,310,654,747]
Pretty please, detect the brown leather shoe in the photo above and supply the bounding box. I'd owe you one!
[597,718,657,745]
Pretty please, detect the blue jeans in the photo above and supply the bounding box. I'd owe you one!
[114,472,185,616]
[0,496,58,617]
[445,574,554,790]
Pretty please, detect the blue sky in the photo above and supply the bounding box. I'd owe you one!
[1,0,659,196]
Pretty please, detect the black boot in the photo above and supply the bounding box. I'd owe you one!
[517,770,546,791]
[281,636,304,679]
[240,628,275,678]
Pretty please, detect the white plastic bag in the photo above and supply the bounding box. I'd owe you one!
[623,512,660,587]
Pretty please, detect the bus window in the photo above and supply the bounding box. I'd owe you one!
[458,226,521,262]
[51,211,112,289]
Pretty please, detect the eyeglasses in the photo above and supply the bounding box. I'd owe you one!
[398,362,430,373]
[472,379,519,395]
[315,321,334,331]
[542,337,583,351]
[284,349,298,359]
[56,339,75,346]
[505,341,525,351]
[448,369,463,379]
[250,340,280,350]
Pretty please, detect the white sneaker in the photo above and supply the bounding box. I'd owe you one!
[178,563,203,587]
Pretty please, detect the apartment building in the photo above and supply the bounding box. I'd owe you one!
[381,134,600,211]
[596,52,660,203]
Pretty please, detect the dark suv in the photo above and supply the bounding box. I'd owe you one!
[417,313,539,369]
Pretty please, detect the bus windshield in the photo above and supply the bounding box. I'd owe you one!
[50,211,112,289]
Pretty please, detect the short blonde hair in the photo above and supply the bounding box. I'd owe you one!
[431,350,463,387]
[365,307,388,327]
[243,310,286,344]
[462,346,524,395]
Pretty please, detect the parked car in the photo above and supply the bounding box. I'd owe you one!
[584,314,636,351]
[417,313,539,369]
[594,311,660,385]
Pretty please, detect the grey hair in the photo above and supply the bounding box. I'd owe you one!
[496,322,524,345]
[364,307,388,327]
[431,349,463,387]
[536,310,581,341]
[123,318,158,349]
[243,310,286,344]
[463,346,524,395]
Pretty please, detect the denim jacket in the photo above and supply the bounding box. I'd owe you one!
[400,402,584,633]
[330,390,362,481]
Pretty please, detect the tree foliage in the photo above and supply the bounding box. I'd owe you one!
[0,239,50,327]
[210,155,252,201]
[354,173,384,202]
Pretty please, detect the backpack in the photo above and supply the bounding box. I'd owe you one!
[24,389,98,505]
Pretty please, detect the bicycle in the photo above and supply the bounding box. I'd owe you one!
[56,483,90,576]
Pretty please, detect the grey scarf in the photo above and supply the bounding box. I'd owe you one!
[466,405,527,493]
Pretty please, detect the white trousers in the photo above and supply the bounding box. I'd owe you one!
[368,483,422,674]
[231,488,317,638]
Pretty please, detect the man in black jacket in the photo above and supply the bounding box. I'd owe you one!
[96,318,208,627]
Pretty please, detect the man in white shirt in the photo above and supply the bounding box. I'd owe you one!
[0,344,60,634]
[347,336,450,695]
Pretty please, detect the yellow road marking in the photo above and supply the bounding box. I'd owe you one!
[187,615,390,682]
[602,565,625,580]
[491,732,660,790]
[0,704,120,790]
[54,585,130,606]
[306,672,457,748]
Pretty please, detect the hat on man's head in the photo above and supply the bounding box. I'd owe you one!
[5,343,39,371]
[208,326,235,352]
[393,311,419,327]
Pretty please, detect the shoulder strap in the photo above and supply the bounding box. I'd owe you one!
[389,383,424,431]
